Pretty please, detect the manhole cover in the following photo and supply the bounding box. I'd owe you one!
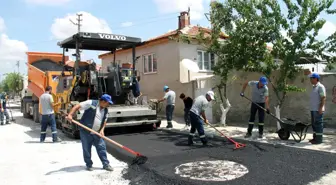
[175,160,249,181]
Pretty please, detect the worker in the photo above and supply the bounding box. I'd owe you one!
[40,86,58,142]
[240,76,270,139]
[188,91,215,146]
[0,92,10,125]
[158,85,176,128]
[66,94,114,171]
[132,76,142,105]
[179,93,193,130]
[308,73,326,144]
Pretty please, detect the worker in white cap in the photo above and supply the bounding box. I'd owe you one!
[188,90,215,146]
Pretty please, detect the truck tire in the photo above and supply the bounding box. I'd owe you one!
[22,102,30,118]
[33,104,40,123]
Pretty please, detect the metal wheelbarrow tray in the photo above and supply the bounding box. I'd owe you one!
[276,118,311,143]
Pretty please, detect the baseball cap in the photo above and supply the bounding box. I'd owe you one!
[163,85,169,91]
[259,76,268,85]
[206,90,215,100]
[309,73,320,79]
[100,94,113,105]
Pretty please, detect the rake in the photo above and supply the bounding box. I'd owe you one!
[203,118,246,150]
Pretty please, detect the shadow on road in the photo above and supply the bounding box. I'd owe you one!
[45,165,96,175]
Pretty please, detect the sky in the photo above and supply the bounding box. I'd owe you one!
[0,0,335,78]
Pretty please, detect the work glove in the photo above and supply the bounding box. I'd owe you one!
[266,108,270,114]
[240,93,244,97]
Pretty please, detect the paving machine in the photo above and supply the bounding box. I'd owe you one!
[54,32,161,138]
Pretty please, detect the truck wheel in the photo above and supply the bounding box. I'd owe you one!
[22,102,30,118]
[33,104,40,123]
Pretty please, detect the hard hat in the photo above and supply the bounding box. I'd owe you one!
[206,90,215,100]
[259,76,268,85]
[309,73,320,79]
[163,85,169,91]
[100,94,113,105]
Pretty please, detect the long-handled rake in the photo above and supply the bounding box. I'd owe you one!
[202,117,246,150]
[207,122,246,150]
[70,119,148,165]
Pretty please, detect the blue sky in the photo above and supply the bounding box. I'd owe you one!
[0,0,212,77]
[0,0,335,77]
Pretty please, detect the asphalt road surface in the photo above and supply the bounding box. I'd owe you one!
[105,127,336,185]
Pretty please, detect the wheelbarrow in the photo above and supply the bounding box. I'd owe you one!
[242,96,311,143]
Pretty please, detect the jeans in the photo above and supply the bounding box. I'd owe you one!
[189,112,207,144]
[311,111,324,143]
[40,114,58,142]
[166,105,175,127]
[248,103,265,135]
[80,130,110,168]
[184,108,191,126]
[0,109,9,124]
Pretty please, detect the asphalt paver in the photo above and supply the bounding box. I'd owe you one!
[105,127,336,185]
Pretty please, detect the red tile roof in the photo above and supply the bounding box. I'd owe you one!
[98,25,229,58]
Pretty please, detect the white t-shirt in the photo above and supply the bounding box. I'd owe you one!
[190,95,209,116]
[79,100,108,133]
[40,93,54,115]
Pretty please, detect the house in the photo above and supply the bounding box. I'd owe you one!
[98,11,228,122]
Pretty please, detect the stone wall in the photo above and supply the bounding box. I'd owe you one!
[211,71,336,126]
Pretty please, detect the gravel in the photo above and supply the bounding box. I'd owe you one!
[106,130,336,185]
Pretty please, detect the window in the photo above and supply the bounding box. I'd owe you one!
[143,53,157,73]
[197,50,215,71]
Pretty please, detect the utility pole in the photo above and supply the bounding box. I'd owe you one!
[16,61,20,74]
[69,13,83,76]
[70,13,82,33]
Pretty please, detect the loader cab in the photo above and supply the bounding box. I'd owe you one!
[57,32,142,105]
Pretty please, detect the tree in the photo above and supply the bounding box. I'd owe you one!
[2,72,24,95]
[200,0,335,121]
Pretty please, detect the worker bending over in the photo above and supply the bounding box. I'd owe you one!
[0,92,10,125]
[66,94,113,171]
[240,76,270,138]
[179,93,193,130]
[188,91,215,146]
[158,85,176,128]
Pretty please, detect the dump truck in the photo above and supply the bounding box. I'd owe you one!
[21,32,161,139]
[21,52,73,123]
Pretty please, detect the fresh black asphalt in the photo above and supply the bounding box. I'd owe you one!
[105,126,336,185]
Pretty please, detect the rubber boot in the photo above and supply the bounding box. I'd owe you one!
[258,125,264,138]
[309,133,316,143]
[188,135,194,145]
[311,135,322,144]
[52,134,58,142]
[201,137,209,146]
[166,121,173,128]
[245,124,254,138]
[40,134,46,143]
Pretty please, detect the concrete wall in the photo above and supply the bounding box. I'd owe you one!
[210,71,336,126]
